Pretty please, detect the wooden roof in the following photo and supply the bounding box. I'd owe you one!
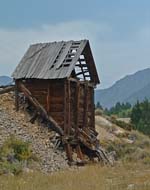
[12,40,100,85]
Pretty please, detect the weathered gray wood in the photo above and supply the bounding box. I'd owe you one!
[66,40,87,77]
[12,40,100,85]
[0,86,14,95]
[55,41,72,69]
[40,42,64,79]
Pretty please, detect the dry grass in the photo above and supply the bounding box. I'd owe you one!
[0,163,150,190]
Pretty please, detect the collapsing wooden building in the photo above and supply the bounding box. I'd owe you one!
[12,40,109,164]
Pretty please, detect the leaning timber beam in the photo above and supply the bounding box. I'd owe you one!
[18,82,64,136]
[0,86,14,95]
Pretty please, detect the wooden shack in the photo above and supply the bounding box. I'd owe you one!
[12,40,102,163]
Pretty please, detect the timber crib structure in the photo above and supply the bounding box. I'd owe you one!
[12,40,110,164]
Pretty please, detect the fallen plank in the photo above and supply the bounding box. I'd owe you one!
[0,86,14,95]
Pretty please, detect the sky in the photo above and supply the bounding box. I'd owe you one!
[0,0,150,89]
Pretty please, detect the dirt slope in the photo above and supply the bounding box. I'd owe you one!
[0,92,68,173]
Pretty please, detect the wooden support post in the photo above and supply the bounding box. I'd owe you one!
[64,80,67,134]
[65,143,73,164]
[46,83,50,113]
[83,82,88,128]
[75,82,80,135]
[67,79,71,135]
[91,87,95,129]
[76,145,84,161]
[15,80,19,111]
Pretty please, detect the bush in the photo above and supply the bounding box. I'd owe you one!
[0,161,22,175]
[0,136,37,175]
[0,136,33,161]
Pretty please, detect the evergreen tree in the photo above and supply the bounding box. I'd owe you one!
[105,102,132,117]
[131,100,141,126]
[131,99,150,135]
[96,101,103,110]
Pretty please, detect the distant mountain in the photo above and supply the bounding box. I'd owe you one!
[95,68,150,108]
[0,76,12,86]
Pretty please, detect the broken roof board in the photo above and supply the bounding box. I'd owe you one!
[12,40,100,84]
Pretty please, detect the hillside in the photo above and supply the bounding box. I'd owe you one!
[0,76,12,86]
[124,82,150,104]
[0,92,150,167]
[0,94,150,189]
[0,93,68,173]
[95,68,150,108]
[0,92,150,189]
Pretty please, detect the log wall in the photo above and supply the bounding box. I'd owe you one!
[70,81,94,130]
[19,78,95,133]
[23,79,64,129]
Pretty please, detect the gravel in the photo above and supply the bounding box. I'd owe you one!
[0,93,69,173]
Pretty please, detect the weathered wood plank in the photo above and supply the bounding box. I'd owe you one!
[67,80,71,135]
[0,86,14,95]
[75,82,80,135]
[64,80,67,134]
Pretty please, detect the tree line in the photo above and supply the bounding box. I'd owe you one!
[131,100,150,135]
[96,99,150,135]
[96,101,132,117]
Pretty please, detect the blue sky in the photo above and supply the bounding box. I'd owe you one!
[0,0,150,88]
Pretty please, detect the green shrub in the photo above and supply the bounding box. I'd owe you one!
[0,161,22,175]
[0,136,37,175]
[0,136,33,161]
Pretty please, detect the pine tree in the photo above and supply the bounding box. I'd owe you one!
[96,102,103,110]
[131,100,141,127]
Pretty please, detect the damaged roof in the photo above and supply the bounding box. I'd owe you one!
[12,40,100,85]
